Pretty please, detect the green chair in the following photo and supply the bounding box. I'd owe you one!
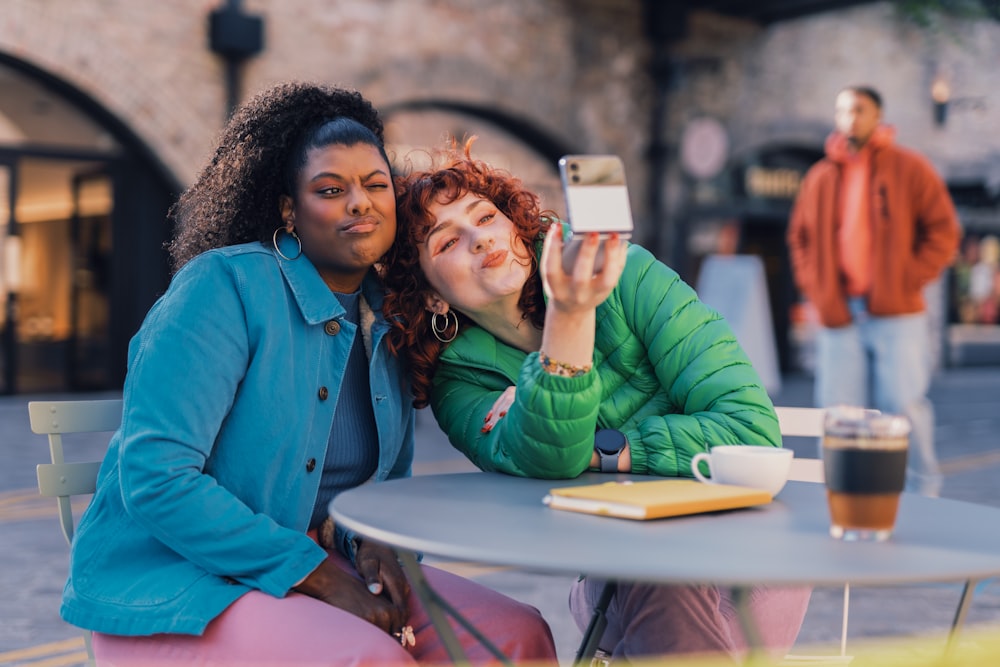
[30,398,123,667]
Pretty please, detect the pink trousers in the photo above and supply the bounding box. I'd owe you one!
[93,551,557,666]
[569,578,811,663]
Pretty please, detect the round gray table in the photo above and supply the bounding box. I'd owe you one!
[331,472,1000,663]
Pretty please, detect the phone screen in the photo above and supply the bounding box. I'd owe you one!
[559,155,634,237]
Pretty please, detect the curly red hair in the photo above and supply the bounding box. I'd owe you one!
[383,139,554,408]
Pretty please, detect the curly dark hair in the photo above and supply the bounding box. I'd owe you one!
[166,81,386,272]
[382,139,553,408]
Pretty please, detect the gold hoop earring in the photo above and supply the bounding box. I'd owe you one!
[273,227,302,261]
[431,311,459,343]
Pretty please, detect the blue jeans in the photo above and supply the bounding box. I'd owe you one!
[815,299,941,496]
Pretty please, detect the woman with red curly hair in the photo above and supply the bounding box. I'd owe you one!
[382,141,810,664]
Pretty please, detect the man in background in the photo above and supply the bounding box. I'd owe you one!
[787,85,961,496]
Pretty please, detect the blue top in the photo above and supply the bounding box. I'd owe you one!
[310,290,379,529]
[61,240,414,636]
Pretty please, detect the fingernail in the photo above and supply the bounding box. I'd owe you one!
[499,411,507,418]
[368,582,383,595]
[481,426,492,434]
[484,412,492,422]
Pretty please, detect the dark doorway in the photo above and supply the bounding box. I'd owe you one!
[0,57,178,394]
[3,154,116,393]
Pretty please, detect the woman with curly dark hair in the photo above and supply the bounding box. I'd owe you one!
[60,83,556,666]
[382,141,810,664]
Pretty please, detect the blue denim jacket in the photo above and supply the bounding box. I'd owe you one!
[61,242,414,636]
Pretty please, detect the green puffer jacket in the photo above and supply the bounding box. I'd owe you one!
[429,243,781,479]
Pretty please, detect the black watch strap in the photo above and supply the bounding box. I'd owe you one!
[594,428,627,473]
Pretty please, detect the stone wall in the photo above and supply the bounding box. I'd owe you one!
[0,0,653,225]
[672,4,1000,184]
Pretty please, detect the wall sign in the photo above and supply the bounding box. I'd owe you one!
[731,144,825,202]
[680,117,729,180]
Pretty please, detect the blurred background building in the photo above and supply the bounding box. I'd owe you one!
[0,0,997,394]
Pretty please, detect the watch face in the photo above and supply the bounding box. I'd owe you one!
[595,428,626,454]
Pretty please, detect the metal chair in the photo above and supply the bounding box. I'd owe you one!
[30,398,123,667]
[776,406,827,486]
[776,406,853,664]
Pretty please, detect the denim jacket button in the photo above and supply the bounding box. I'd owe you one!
[318,386,329,400]
[324,320,341,335]
[305,458,317,473]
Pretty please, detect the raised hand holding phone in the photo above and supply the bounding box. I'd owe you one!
[542,223,627,311]
[538,223,627,380]
[559,154,633,275]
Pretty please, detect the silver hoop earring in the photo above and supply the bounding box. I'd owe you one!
[273,227,302,261]
[431,311,459,343]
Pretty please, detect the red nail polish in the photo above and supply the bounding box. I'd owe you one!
[484,412,492,422]
[499,411,507,418]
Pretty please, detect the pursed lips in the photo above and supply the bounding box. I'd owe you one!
[342,215,379,233]
[481,249,508,269]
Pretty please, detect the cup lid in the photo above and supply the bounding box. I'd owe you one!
[823,405,911,438]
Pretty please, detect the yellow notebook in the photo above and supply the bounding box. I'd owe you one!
[543,479,772,520]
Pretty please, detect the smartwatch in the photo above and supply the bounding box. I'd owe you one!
[594,428,628,473]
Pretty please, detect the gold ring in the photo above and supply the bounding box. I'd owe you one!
[393,625,416,648]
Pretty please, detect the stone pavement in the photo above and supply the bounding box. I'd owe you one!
[2,370,999,665]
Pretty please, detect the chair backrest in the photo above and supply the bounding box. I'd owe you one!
[775,406,826,483]
[29,399,123,545]
[774,406,825,437]
[773,406,853,660]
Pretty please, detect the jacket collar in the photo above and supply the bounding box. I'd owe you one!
[272,241,385,326]
[825,124,896,163]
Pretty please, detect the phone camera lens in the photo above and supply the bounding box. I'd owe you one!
[569,163,579,171]
[572,175,580,183]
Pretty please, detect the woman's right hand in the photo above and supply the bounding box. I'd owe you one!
[536,223,627,371]
[482,386,516,433]
[293,556,407,634]
[540,223,627,315]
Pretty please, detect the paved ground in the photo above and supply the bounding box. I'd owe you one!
[2,369,999,666]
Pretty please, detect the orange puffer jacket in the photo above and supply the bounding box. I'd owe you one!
[787,130,961,328]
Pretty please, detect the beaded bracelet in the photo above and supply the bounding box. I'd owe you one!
[539,351,592,378]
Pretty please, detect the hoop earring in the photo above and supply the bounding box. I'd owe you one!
[273,227,302,261]
[431,311,459,343]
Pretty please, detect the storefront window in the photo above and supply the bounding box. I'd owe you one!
[952,233,1000,325]
[1,62,121,392]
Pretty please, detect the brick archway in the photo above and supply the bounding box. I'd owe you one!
[383,99,577,168]
[0,53,178,392]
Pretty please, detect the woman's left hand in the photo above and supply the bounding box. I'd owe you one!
[354,539,411,625]
[482,386,516,433]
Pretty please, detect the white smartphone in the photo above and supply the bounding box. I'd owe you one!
[558,155,633,274]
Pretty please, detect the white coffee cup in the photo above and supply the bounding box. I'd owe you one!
[690,445,794,496]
